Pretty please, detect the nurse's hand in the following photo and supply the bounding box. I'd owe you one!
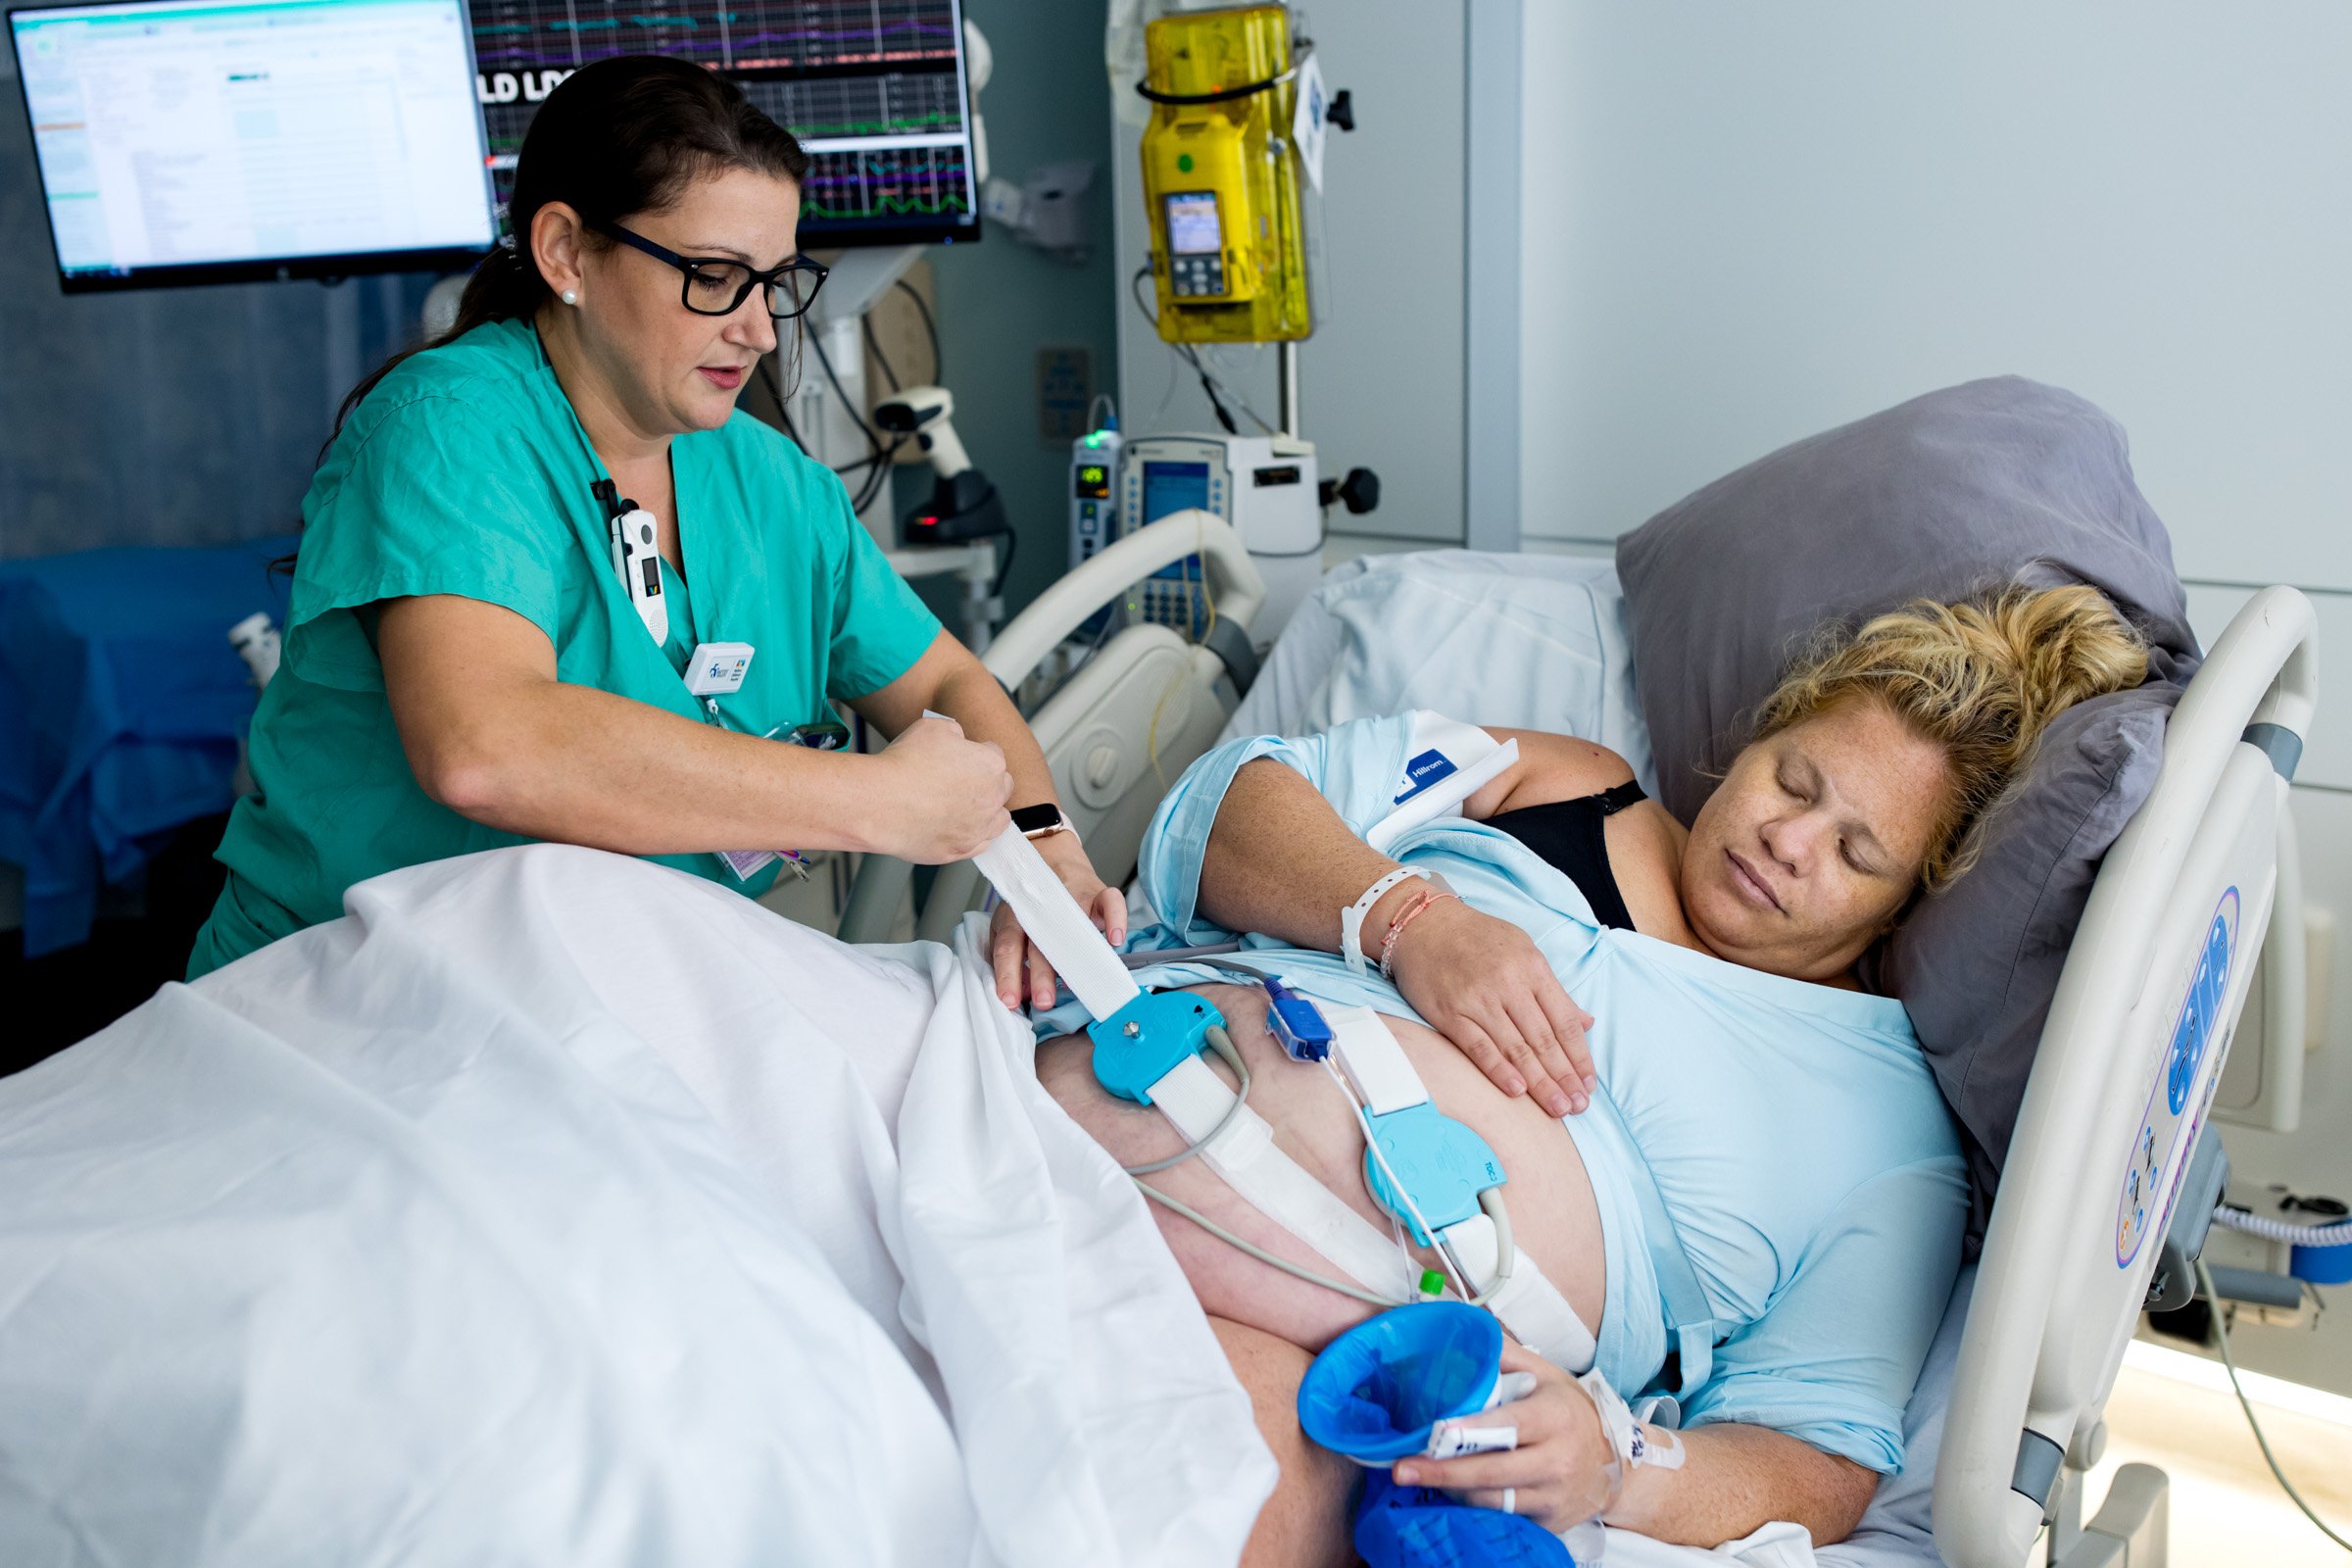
[871,714,1014,862]
[1389,1343,1622,1533]
[1388,900,1596,1117]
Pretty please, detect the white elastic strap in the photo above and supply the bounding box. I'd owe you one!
[1149,1055,1418,1300]
[972,822,1140,1019]
[1342,866,1427,977]
[1441,1213,1597,1376]
[1327,1004,1430,1115]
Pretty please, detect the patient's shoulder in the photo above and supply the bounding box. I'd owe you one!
[1471,729,1640,816]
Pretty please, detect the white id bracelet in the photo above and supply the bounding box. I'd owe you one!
[1342,866,1429,976]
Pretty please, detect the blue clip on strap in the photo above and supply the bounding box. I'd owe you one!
[1087,991,1223,1104]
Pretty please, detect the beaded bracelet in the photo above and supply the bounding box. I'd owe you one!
[1378,888,1461,981]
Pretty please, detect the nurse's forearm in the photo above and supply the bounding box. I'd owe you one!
[891,637,1063,813]
[1199,758,1425,951]
[416,676,930,856]
[381,596,956,858]
[1602,1424,1877,1548]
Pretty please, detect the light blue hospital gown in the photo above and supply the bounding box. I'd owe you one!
[1064,714,1967,1475]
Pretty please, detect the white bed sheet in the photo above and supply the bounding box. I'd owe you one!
[1222,549,1656,795]
[1229,548,1966,1568]
[0,845,1274,1568]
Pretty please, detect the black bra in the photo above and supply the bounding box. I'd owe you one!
[1484,779,1648,932]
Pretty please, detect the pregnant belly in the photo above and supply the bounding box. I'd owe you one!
[1037,983,1606,1354]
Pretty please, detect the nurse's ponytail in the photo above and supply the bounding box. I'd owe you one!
[320,55,810,450]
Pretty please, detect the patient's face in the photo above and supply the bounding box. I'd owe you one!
[1680,698,1951,983]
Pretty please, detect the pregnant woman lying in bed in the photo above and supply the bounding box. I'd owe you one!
[1037,584,2148,1563]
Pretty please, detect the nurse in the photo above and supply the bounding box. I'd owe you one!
[189,56,1117,998]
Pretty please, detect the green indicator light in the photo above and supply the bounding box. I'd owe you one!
[1177,153,1195,173]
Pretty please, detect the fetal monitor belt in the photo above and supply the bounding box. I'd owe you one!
[1151,1003,1596,1374]
[965,811,1597,1371]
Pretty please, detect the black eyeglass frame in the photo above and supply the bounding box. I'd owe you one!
[594,220,829,319]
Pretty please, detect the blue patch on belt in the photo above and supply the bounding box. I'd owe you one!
[1394,749,1458,804]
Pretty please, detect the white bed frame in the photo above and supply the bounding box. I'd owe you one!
[852,521,2318,1568]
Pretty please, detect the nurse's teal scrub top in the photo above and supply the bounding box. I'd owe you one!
[188,318,942,978]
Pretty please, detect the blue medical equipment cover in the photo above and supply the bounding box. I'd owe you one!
[1073,714,1968,1475]
[1354,1471,1576,1568]
[1298,1302,1501,1463]
[0,537,293,955]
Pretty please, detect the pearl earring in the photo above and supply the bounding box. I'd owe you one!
[562,289,578,305]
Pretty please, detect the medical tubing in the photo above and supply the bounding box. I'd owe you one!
[1476,1188,1518,1302]
[2212,1205,2352,1247]
[895,278,941,380]
[1133,1179,1399,1308]
[1322,1057,1475,1304]
[860,316,901,393]
[1122,1022,1252,1177]
[806,325,898,512]
[1134,46,1312,106]
[2195,1258,2352,1554]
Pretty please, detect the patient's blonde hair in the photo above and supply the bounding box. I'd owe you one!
[1752,583,2151,894]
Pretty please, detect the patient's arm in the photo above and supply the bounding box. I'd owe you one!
[1200,758,1594,1116]
[1614,1424,1879,1547]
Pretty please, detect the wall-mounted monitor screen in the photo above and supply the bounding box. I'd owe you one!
[9,0,498,291]
[468,0,980,248]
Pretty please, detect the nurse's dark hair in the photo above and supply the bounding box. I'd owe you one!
[320,56,809,449]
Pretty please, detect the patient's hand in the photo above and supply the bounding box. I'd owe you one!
[990,829,1125,1009]
[1389,901,1595,1117]
[1392,1342,1619,1530]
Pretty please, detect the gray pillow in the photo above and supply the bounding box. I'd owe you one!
[1618,376,2195,822]
[1613,377,2197,1227]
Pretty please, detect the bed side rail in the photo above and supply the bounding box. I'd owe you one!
[1936,586,2318,1568]
[981,510,1267,690]
[835,513,1268,946]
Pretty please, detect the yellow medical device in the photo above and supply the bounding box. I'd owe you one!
[1139,4,1312,346]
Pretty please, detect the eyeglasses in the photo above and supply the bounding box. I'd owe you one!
[595,220,829,319]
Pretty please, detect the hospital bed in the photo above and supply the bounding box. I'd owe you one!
[860,513,2321,1568]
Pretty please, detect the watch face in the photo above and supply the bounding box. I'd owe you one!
[1010,804,1064,836]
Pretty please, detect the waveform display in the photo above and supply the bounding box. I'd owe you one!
[796,143,970,221]
[468,0,959,74]
[736,68,963,141]
[470,0,974,235]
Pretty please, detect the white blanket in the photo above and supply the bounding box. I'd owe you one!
[0,845,1272,1567]
[0,844,1945,1566]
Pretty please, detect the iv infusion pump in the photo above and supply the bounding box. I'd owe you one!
[1070,432,1323,637]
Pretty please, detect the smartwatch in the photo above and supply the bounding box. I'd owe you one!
[1011,803,1075,841]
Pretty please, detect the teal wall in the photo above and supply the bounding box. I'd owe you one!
[906,0,1121,621]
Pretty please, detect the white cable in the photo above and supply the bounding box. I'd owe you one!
[2212,1205,2352,1248]
[1133,1179,1398,1308]
[2195,1258,2352,1555]
[1322,1056,1474,1303]
[1122,1023,1251,1177]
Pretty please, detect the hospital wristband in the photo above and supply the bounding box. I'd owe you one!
[1342,866,1429,976]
